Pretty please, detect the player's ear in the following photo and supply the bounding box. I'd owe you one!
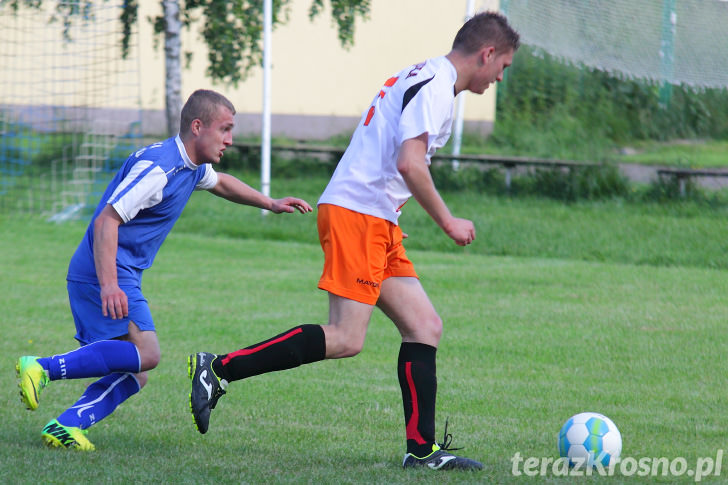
[480,46,496,65]
[190,119,202,136]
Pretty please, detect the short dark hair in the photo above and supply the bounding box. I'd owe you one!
[180,89,236,135]
[452,11,520,54]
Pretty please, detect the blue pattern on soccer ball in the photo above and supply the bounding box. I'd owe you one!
[557,417,573,458]
[558,412,622,467]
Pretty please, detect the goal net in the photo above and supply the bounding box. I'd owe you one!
[0,1,142,219]
[501,0,728,89]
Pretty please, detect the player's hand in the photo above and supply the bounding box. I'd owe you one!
[100,284,129,320]
[270,197,313,214]
[443,217,476,247]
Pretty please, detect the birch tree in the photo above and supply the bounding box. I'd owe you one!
[162,0,182,136]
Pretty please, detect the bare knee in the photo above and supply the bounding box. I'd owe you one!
[323,325,366,359]
[123,323,161,371]
[423,313,443,344]
[336,341,364,358]
[376,278,444,347]
[135,371,149,388]
[138,345,161,371]
[324,295,374,359]
[403,313,443,347]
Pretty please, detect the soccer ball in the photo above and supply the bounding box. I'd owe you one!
[558,412,622,467]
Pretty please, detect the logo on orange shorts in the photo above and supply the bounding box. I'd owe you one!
[356,278,380,288]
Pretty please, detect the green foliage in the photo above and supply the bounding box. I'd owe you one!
[2,1,370,83]
[1,0,135,57]
[0,118,136,173]
[431,162,639,203]
[0,117,71,176]
[487,106,614,161]
[495,47,728,158]
[308,0,370,48]
[637,173,728,207]
[511,164,631,201]
[220,144,336,178]
[119,0,137,57]
[150,0,370,85]
[430,164,506,194]
[177,0,292,85]
[51,0,95,42]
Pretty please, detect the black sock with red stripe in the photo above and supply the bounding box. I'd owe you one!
[212,324,326,382]
[398,342,437,457]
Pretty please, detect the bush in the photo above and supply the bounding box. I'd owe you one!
[495,46,728,156]
[517,164,630,201]
[430,163,505,193]
[431,160,631,202]
[220,145,336,179]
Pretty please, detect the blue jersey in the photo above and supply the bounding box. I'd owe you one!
[67,136,218,286]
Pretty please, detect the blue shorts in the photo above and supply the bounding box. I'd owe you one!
[67,281,155,345]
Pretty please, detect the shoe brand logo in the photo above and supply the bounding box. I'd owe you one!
[428,455,456,470]
[199,370,213,400]
[198,352,206,365]
[44,422,74,447]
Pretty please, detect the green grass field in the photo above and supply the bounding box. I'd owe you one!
[615,140,728,168]
[2,177,727,483]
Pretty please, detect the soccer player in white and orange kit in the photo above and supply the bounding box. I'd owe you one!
[189,12,519,470]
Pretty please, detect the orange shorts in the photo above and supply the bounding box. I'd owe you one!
[317,203,418,305]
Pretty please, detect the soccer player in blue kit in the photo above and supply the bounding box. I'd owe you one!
[15,89,312,451]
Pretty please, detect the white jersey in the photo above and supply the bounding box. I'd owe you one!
[318,56,457,224]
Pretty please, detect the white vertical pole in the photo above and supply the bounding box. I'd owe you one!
[452,0,475,170]
[261,0,272,215]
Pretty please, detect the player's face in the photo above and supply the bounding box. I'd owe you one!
[469,48,514,94]
[195,105,234,164]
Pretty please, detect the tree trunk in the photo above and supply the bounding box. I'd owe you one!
[163,0,182,137]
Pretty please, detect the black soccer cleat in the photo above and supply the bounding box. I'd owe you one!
[188,352,227,434]
[402,419,483,471]
[403,445,484,470]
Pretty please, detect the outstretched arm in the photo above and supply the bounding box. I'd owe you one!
[397,133,475,246]
[209,172,313,214]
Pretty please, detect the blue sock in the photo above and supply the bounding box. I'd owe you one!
[56,373,140,429]
[38,340,140,380]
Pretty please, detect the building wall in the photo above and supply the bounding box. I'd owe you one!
[1,1,501,140]
[137,0,501,138]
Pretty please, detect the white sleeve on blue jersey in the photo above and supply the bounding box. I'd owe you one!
[195,164,218,190]
[108,160,168,223]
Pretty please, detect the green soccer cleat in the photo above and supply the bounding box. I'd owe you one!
[16,356,50,411]
[41,419,95,451]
